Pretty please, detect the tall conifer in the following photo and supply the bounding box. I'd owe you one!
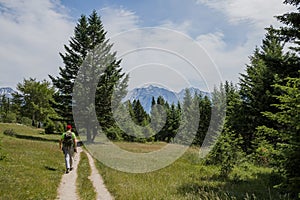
[50,10,127,137]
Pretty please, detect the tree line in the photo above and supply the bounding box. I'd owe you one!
[0,0,299,197]
[205,0,300,196]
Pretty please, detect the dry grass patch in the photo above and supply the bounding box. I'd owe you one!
[115,141,167,153]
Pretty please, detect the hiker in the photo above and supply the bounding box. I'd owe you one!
[59,125,77,173]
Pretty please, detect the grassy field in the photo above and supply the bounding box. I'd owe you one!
[77,150,97,200]
[0,123,290,200]
[95,142,289,200]
[0,123,64,200]
[0,123,59,142]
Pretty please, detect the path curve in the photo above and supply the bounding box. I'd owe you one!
[86,150,114,200]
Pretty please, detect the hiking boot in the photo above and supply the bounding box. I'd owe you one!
[70,167,73,171]
[66,168,70,174]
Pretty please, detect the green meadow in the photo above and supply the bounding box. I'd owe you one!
[0,123,63,200]
[95,142,287,200]
[0,123,290,200]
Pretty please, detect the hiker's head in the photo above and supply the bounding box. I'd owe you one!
[66,125,72,130]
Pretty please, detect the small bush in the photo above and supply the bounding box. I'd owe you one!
[205,127,244,178]
[55,122,65,133]
[3,113,17,123]
[105,126,123,141]
[44,120,55,134]
[20,117,32,126]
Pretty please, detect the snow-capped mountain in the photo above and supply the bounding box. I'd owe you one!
[124,85,210,113]
[177,87,211,102]
[0,87,16,99]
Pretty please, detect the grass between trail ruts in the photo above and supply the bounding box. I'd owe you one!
[95,142,289,200]
[76,150,97,200]
[0,123,64,200]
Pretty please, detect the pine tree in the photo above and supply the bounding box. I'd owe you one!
[150,97,167,140]
[202,84,226,149]
[10,93,23,123]
[73,36,128,142]
[95,49,126,131]
[194,94,212,146]
[175,89,200,145]
[164,103,181,142]
[275,0,300,53]
[50,15,89,126]
[49,10,106,127]
[50,10,128,141]
[131,100,150,126]
[239,29,295,152]
[151,96,181,142]
[0,95,12,122]
[267,2,300,194]
[151,96,156,107]
[263,76,300,197]
[205,83,244,177]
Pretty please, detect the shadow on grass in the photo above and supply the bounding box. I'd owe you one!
[45,166,58,171]
[4,130,59,143]
[177,172,287,200]
[4,131,86,149]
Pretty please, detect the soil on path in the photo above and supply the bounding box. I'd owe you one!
[86,150,113,200]
[56,147,82,200]
[56,147,114,200]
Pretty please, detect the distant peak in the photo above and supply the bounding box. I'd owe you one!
[143,85,175,92]
[0,87,16,99]
[144,85,159,89]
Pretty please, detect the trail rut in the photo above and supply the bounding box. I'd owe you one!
[56,147,113,200]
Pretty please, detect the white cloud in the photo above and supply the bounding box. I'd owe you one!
[197,0,294,29]
[196,31,249,83]
[0,0,74,88]
[1,1,295,92]
[99,1,292,92]
[196,32,226,50]
[159,20,192,35]
[100,7,139,37]
[194,0,295,84]
[100,13,220,91]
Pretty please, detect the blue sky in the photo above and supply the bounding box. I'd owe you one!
[0,0,294,92]
[61,0,250,47]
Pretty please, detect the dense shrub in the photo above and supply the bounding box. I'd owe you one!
[44,120,55,134]
[20,117,32,126]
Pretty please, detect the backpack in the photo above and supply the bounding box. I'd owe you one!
[63,132,73,147]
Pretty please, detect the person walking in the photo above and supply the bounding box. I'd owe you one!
[59,125,77,173]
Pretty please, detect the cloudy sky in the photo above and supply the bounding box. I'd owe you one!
[0,0,294,92]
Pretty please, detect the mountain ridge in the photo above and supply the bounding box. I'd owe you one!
[124,85,210,113]
[0,87,16,99]
[0,86,211,113]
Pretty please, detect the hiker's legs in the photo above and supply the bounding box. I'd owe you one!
[63,147,71,170]
[69,149,73,169]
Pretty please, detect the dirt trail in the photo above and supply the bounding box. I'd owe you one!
[56,147,82,200]
[56,147,113,200]
[85,150,114,200]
